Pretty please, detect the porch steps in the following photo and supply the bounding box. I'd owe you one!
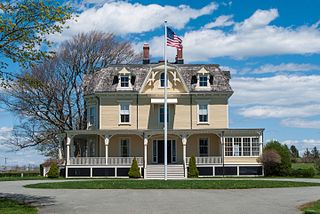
[145,164,185,179]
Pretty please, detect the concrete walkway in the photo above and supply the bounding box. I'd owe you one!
[0,179,320,214]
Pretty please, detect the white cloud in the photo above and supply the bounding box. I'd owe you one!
[52,1,217,42]
[0,126,13,150]
[203,15,234,29]
[148,9,320,61]
[230,75,320,106]
[239,105,320,118]
[245,63,320,74]
[281,118,320,129]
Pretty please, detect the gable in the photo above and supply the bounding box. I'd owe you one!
[140,64,189,94]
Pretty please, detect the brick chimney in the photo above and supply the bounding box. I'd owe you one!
[143,43,150,64]
[176,47,184,64]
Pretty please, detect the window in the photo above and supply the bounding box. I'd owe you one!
[243,137,251,156]
[198,104,208,123]
[159,105,169,123]
[171,140,177,163]
[199,138,208,157]
[120,76,129,87]
[120,103,130,123]
[225,137,233,156]
[160,72,165,87]
[199,75,208,87]
[233,137,242,156]
[152,141,157,163]
[252,137,260,156]
[89,106,96,126]
[120,139,129,157]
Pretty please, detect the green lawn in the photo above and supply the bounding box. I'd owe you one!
[25,179,320,189]
[0,176,46,182]
[301,200,320,214]
[0,199,37,214]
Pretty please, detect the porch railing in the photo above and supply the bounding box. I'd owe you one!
[108,157,143,166]
[186,156,222,165]
[69,157,143,166]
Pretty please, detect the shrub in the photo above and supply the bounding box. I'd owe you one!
[290,168,315,178]
[258,150,281,176]
[314,159,320,174]
[188,156,199,178]
[263,140,291,176]
[47,162,59,178]
[128,157,141,178]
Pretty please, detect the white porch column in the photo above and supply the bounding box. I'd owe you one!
[259,134,263,155]
[144,134,148,178]
[66,135,71,165]
[58,140,63,160]
[182,135,187,179]
[104,135,110,165]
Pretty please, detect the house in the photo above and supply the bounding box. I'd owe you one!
[63,44,264,179]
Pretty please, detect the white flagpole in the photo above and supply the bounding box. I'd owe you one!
[164,21,168,181]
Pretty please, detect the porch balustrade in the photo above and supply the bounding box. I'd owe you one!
[69,157,143,166]
[186,156,222,165]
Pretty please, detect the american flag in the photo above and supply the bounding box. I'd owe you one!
[167,27,182,49]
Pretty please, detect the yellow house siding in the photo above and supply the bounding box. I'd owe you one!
[108,135,143,157]
[186,134,221,157]
[224,157,260,164]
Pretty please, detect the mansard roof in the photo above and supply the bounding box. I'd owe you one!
[83,63,233,95]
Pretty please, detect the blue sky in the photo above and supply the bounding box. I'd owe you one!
[1,0,320,166]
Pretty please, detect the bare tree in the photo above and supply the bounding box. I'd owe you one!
[0,31,141,157]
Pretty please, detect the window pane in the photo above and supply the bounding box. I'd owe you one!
[199,75,207,86]
[120,103,130,123]
[159,105,169,123]
[225,137,233,156]
[199,138,208,157]
[121,76,129,87]
[243,137,251,156]
[160,73,165,87]
[234,138,242,156]
[172,140,176,162]
[252,137,260,156]
[121,139,129,157]
[198,104,208,122]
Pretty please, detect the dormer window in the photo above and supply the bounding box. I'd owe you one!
[117,68,133,90]
[199,75,208,87]
[120,76,129,87]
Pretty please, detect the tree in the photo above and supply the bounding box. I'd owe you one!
[188,156,199,178]
[47,162,59,178]
[303,148,312,163]
[128,157,141,178]
[0,31,141,157]
[311,146,319,160]
[290,145,300,159]
[262,140,291,176]
[0,0,73,82]
[258,150,281,176]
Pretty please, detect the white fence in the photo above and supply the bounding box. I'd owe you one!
[186,156,222,165]
[69,157,143,166]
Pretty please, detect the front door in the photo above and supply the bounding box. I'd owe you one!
[153,140,176,164]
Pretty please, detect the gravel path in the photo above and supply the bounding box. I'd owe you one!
[0,179,320,214]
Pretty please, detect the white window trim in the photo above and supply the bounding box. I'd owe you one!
[224,136,261,157]
[197,101,209,125]
[118,101,132,125]
[198,137,210,157]
[87,105,97,127]
[119,138,131,157]
[158,72,171,89]
[195,74,210,90]
[158,104,170,124]
[117,74,133,90]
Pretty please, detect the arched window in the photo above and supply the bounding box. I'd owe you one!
[160,72,165,87]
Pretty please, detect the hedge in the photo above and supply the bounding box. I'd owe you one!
[0,172,40,177]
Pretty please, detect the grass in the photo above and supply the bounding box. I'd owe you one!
[301,200,320,214]
[0,176,46,182]
[292,163,316,170]
[25,179,320,189]
[0,198,37,214]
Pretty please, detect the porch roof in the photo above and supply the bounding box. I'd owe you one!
[65,128,264,137]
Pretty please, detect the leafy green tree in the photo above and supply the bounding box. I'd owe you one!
[47,162,59,178]
[0,0,73,82]
[290,145,300,159]
[188,155,199,178]
[128,157,141,178]
[311,146,319,160]
[263,140,291,176]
